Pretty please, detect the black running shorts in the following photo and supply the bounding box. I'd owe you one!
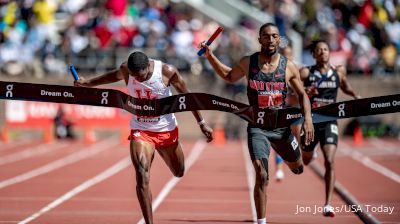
[302,121,339,152]
[247,125,301,163]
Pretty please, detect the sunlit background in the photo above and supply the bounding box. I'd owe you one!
[0,0,399,140]
[0,1,399,223]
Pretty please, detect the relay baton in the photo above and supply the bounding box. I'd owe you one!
[69,65,80,81]
[197,26,224,56]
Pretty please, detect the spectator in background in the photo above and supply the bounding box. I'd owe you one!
[32,0,58,44]
[383,14,400,73]
[105,0,127,17]
[0,0,399,78]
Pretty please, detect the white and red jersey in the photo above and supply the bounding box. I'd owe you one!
[127,60,177,132]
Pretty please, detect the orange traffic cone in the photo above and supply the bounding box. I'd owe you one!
[213,127,226,146]
[353,126,364,146]
[0,127,9,143]
[43,127,53,143]
[84,127,96,144]
[120,128,130,145]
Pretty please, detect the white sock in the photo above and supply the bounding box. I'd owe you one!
[257,218,267,224]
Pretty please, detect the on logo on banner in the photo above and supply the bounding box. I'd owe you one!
[257,111,265,124]
[6,84,13,98]
[101,92,109,105]
[338,103,345,117]
[179,96,186,110]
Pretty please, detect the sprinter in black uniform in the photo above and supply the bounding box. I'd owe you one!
[300,40,360,217]
[201,23,314,224]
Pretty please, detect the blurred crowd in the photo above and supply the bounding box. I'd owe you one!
[247,0,400,75]
[0,0,231,77]
[0,0,399,78]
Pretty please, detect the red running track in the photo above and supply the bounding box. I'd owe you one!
[0,137,399,224]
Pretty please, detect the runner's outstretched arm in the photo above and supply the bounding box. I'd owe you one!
[287,61,314,145]
[337,65,360,99]
[200,42,247,83]
[74,63,128,87]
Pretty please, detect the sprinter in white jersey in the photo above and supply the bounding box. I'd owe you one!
[74,51,213,224]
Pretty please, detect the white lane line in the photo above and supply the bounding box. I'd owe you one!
[0,140,31,151]
[0,143,69,166]
[0,138,118,189]
[241,140,257,223]
[368,138,400,154]
[18,157,131,224]
[137,140,207,224]
[340,142,400,184]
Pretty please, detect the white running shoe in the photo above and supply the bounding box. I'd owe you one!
[257,218,267,224]
[275,169,285,181]
[323,205,335,217]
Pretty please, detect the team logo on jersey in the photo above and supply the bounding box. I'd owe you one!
[318,81,337,88]
[249,80,285,92]
[135,89,157,99]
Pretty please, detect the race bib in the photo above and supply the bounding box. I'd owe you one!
[291,138,299,150]
[258,93,283,108]
[137,117,161,122]
[330,124,338,135]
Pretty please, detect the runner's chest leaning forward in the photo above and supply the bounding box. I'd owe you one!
[247,53,288,109]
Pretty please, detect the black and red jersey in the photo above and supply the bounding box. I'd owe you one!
[247,52,288,109]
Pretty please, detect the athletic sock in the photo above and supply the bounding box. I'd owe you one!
[257,218,267,224]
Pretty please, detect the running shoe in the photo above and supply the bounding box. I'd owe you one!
[323,205,335,217]
[275,169,284,181]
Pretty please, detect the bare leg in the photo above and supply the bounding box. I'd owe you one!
[321,144,337,206]
[297,123,316,166]
[253,159,269,219]
[284,157,304,174]
[274,152,284,181]
[302,150,314,165]
[157,141,185,177]
[275,158,284,170]
[130,140,155,224]
[291,124,302,142]
[275,126,302,180]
